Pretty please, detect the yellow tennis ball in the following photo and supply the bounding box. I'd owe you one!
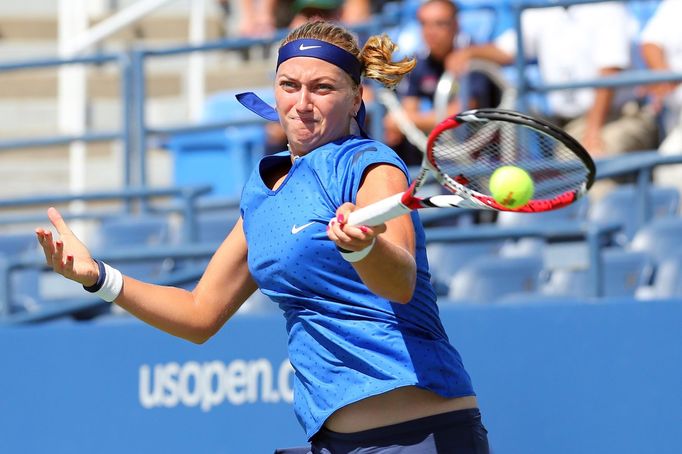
[489,166,534,209]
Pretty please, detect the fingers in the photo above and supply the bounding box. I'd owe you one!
[35,228,55,267]
[327,205,386,252]
[35,228,73,273]
[52,240,66,272]
[63,254,75,275]
[47,206,73,236]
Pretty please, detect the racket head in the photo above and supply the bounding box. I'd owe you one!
[425,108,596,212]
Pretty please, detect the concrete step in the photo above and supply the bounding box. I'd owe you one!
[0,13,227,42]
[0,143,172,199]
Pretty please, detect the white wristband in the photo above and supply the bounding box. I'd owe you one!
[338,238,376,263]
[83,260,124,302]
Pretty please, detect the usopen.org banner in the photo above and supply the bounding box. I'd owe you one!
[4,301,682,454]
[0,313,307,453]
[139,358,294,411]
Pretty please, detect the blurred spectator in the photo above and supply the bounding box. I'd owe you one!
[640,0,682,195]
[341,0,393,25]
[459,2,659,158]
[226,0,276,37]
[289,0,344,29]
[384,0,502,165]
[229,0,343,38]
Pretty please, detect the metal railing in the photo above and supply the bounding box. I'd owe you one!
[1,1,682,322]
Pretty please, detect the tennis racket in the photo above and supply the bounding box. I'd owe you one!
[347,108,596,227]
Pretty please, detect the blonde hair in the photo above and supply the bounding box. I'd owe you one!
[281,21,416,90]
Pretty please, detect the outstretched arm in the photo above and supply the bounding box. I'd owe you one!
[36,208,257,343]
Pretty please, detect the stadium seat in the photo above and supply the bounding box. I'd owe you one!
[165,88,270,199]
[195,209,241,244]
[629,217,682,263]
[445,255,544,304]
[0,257,40,315]
[0,232,38,259]
[95,215,172,248]
[542,248,654,298]
[495,199,589,260]
[173,208,243,277]
[498,237,545,258]
[496,196,588,228]
[636,247,682,299]
[457,2,504,44]
[588,185,680,243]
[91,215,175,282]
[0,233,41,314]
[426,240,503,295]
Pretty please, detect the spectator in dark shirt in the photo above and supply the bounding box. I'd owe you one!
[384,0,501,165]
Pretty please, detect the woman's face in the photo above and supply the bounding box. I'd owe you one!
[275,56,362,155]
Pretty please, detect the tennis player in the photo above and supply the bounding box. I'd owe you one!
[35,20,489,453]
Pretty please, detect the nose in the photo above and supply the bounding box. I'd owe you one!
[296,87,313,111]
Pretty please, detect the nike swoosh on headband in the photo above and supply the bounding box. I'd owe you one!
[299,44,321,51]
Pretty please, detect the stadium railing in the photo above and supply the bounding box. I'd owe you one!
[1,1,682,322]
[0,184,223,321]
[0,185,212,242]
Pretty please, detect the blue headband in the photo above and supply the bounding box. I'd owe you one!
[277,39,362,85]
[236,38,369,137]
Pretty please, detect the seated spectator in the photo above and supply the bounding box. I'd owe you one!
[640,0,682,198]
[384,0,502,166]
[459,2,659,158]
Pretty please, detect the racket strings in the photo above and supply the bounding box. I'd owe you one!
[429,122,590,201]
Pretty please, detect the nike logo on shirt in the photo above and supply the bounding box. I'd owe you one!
[291,221,315,234]
[299,44,321,51]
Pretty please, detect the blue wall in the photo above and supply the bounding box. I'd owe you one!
[1,299,681,453]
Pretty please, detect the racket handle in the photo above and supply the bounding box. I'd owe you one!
[347,193,413,227]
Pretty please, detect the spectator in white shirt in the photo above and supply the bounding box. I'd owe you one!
[451,2,659,158]
[640,0,682,199]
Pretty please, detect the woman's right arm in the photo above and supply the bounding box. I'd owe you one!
[37,207,257,344]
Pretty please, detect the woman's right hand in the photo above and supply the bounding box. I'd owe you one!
[35,207,99,287]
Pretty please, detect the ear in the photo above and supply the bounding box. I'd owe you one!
[352,85,364,116]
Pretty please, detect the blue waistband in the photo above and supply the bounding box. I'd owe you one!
[315,408,482,443]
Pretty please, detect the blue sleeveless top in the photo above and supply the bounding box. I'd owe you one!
[240,135,474,440]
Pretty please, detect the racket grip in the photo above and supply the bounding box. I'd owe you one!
[347,193,413,227]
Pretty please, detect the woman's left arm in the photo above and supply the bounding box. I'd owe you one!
[328,163,417,303]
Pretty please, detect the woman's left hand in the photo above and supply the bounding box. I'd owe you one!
[327,203,386,252]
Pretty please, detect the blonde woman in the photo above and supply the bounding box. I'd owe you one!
[36,21,489,453]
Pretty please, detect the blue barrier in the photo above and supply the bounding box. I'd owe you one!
[0,299,680,453]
